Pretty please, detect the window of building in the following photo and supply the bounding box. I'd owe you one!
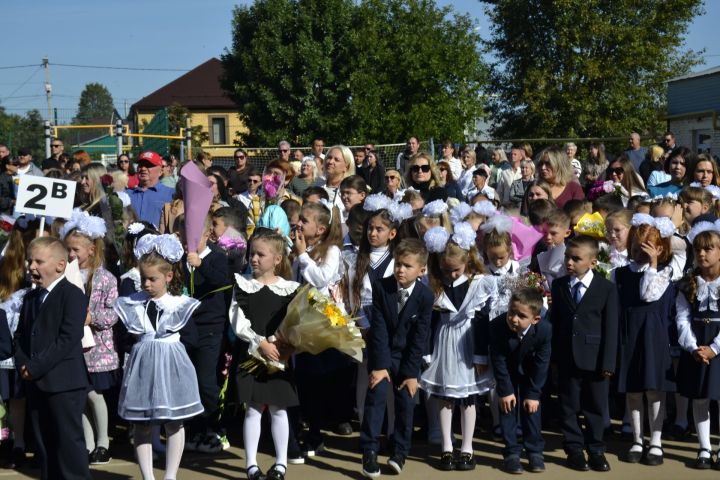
[210,116,227,145]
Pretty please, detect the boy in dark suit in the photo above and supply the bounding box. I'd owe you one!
[360,238,434,478]
[490,288,551,474]
[14,237,91,480]
[550,235,618,472]
[181,215,231,453]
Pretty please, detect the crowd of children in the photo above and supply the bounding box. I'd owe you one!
[5,146,720,479]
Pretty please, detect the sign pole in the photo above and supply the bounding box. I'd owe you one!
[37,216,45,238]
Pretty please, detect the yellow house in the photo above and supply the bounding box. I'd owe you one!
[130,58,246,160]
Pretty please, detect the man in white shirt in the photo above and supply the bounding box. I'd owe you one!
[497,145,524,207]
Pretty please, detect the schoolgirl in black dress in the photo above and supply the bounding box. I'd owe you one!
[230,229,300,480]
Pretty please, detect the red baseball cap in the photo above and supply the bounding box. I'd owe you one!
[138,151,162,167]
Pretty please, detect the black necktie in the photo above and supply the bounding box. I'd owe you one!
[146,300,160,331]
[34,288,48,313]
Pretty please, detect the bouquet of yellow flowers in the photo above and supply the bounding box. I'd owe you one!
[242,284,365,374]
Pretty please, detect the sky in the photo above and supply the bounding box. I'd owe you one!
[1,0,718,122]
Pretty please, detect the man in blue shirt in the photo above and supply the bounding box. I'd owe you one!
[126,151,174,227]
[625,132,648,172]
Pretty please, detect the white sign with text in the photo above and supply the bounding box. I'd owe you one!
[15,176,76,219]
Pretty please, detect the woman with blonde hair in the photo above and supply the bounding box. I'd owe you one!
[536,146,584,208]
[404,152,448,203]
[489,148,509,188]
[318,145,355,212]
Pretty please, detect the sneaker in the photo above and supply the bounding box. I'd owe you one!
[362,451,381,478]
[196,432,224,454]
[89,446,111,465]
[527,454,545,473]
[185,432,204,452]
[387,454,405,474]
[287,447,305,465]
[303,440,325,457]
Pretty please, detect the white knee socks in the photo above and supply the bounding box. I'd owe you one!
[693,399,711,458]
[460,405,476,454]
[134,424,155,480]
[268,405,289,471]
[244,403,263,472]
[438,404,453,453]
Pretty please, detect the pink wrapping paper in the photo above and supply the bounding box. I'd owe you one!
[179,162,213,253]
[510,216,543,261]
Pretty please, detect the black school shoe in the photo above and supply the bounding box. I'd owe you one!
[267,464,287,480]
[644,445,663,466]
[387,454,405,474]
[89,446,111,465]
[247,466,266,480]
[565,451,589,471]
[455,452,476,471]
[362,451,381,478]
[694,449,713,470]
[625,443,644,464]
[588,453,610,472]
[438,451,454,471]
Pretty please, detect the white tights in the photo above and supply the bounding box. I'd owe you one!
[244,403,289,474]
[438,401,475,454]
[135,421,184,480]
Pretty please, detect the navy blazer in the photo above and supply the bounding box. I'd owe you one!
[368,276,433,382]
[183,245,231,330]
[14,278,90,392]
[549,272,619,373]
[0,310,12,360]
[489,315,552,400]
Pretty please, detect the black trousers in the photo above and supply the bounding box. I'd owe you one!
[188,326,224,433]
[27,385,91,480]
[558,365,609,455]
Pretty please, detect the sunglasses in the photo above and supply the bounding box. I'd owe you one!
[51,144,62,148]
[608,167,624,176]
[411,164,431,173]
[438,167,448,172]
[249,178,261,184]
[280,149,289,153]
[235,155,246,159]
[118,160,130,164]
[385,176,398,181]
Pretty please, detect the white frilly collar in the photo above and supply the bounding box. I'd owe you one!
[234,273,299,296]
[123,291,198,313]
[696,276,720,311]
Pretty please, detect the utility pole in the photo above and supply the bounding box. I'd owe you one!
[42,56,53,125]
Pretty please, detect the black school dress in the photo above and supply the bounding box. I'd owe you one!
[232,275,300,408]
[677,276,720,400]
[615,263,676,393]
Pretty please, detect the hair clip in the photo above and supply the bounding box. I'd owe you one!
[424,226,450,253]
[452,222,476,250]
[450,202,472,225]
[472,200,497,217]
[59,208,106,240]
[363,193,391,212]
[630,213,676,238]
[134,234,184,263]
[422,199,448,217]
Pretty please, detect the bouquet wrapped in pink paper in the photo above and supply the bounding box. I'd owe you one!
[179,162,213,253]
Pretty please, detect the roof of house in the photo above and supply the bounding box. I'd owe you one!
[668,65,720,83]
[131,58,236,111]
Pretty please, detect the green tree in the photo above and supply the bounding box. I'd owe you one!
[221,0,487,145]
[73,83,115,125]
[0,106,45,160]
[482,0,704,140]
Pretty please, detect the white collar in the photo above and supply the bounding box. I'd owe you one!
[43,274,66,294]
[570,269,594,289]
[488,261,518,276]
[445,274,469,288]
[234,273,300,296]
[198,246,212,259]
[398,280,416,298]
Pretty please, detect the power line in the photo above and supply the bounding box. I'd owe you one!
[0,64,40,70]
[51,62,191,72]
[1,66,42,101]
